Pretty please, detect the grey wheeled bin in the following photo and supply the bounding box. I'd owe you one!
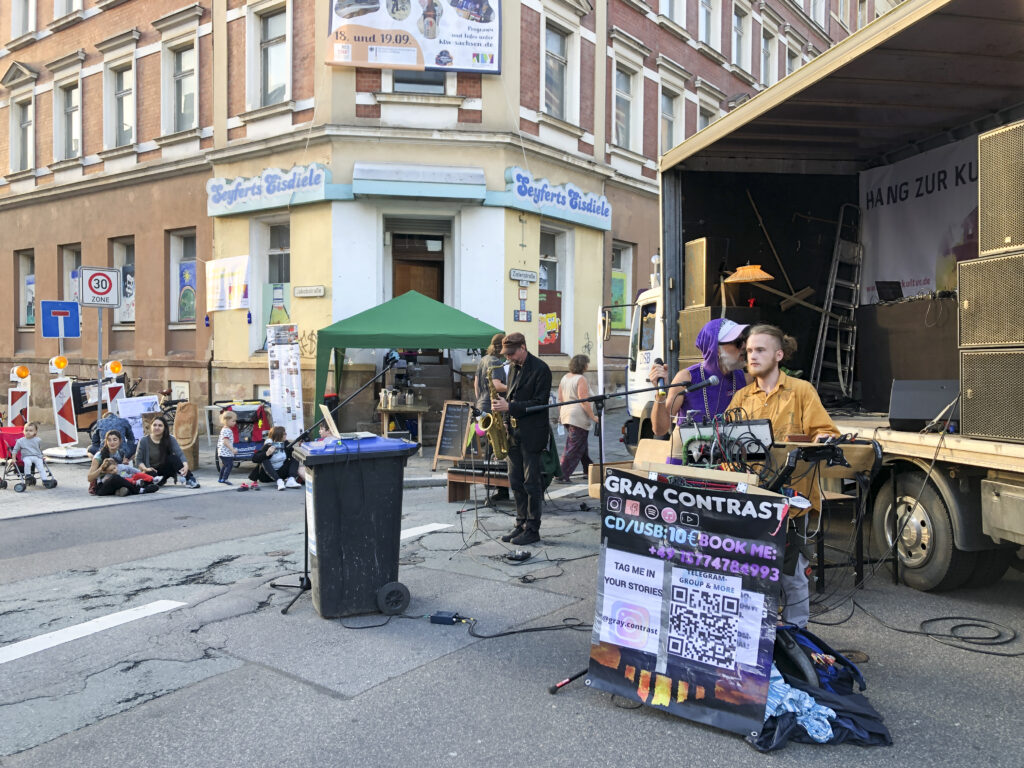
[294,436,419,618]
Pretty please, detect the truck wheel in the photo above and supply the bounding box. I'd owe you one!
[964,549,1013,588]
[872,470,977,592]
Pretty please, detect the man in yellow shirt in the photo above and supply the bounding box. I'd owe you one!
[728,324,839,628]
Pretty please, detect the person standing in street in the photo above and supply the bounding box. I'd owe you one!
[474,333,510,501]
[556,354,597,483]
[491,332,551,546]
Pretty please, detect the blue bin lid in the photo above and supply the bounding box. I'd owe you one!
[303,436,419,457]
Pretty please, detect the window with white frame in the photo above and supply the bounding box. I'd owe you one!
[809,0,825,27]
[112,64,134,147]
[838,0,848,25]
[112,238,136,325]
[761,27,777,86]
[172,45,196,131]
[614,67,635,150]
[544,24,568,121]
[697,104,717,131]
[660,89,678,155]
[61,244,81,302]
[731,5,750,71]
[169,229,197,323]
[155,4,202,136]
[11,95,34,172]
[246,0,291,111]
[698,0,721,48]
[661,0,683,24]
[786,46,800,75]
[55,80,81,160]
[538,229,568,354]
[393,70,446,93]
[610,243,633,331]
[857,0,867,27]
[12,0,35,37]
[54,0,81,18]
[249,219,292,352]
[18,250,35,327]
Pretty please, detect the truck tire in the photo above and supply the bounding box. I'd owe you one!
[872,469,977,592]
[964,549,1013,588]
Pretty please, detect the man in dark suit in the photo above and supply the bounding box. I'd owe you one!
[491,331,552,546]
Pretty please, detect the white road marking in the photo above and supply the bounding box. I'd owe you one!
[0,600,187,665]
[400,523,452,540]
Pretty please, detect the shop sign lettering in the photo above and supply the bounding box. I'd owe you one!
[207,164,330,216]
[505,166,612,229]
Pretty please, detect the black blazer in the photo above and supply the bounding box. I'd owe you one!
[505,352,552,453]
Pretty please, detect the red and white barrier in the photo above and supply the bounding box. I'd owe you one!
[7,387,29,428]
[49,378,78,447]
[104,381,125,410]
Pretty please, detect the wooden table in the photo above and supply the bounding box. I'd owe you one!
[377,403,431,456]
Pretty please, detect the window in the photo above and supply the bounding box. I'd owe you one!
[662,0,683,24]
[18,251,35,327]
[12,0,34,37]
[614,67,633,149]
[249,220,292,352]
[610,243,633,331]
[698,105,716,131]
[809,0,825,26]
[538,229,568,355]
[54,0,80,17]
[113,65,134,146]
[260,9,287,106]
[268,224,290,284]
[113,238,136,325]
[660,90,677,155]
[761,28,777,86]
[172,45,196,132]
[698,0,712,43]
[838,0,848,25]
[169,230,197,323]
[12,97,34,172]
[544,25,568,120]
[857,0,868,27]
[628,301,657,371]
[731,6,750,71]
[58,82,80,159]
[393,70,445,94]
[786,47,800,75]
[62,245,81,302]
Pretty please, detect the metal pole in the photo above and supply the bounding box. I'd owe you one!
[97,307,103,427]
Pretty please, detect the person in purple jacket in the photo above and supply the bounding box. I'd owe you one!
[647,318,752,439]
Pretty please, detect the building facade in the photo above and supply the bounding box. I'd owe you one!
[0,0,888,427]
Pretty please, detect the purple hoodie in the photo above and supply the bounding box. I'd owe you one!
[677,318,746,423]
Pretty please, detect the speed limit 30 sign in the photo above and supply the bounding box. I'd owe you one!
[79,267,122,308]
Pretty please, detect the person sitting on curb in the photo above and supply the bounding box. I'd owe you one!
[243,426,301,491]
[87,430,158,497]
[86,407,137,459]
[135,414,200,488]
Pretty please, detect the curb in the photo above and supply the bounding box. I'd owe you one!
[404,477,447,489]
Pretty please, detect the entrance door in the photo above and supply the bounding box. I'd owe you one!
[391,234,444,301]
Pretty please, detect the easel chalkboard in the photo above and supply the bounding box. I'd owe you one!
[433,400,480,470]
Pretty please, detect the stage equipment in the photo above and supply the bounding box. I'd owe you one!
[684,237,730,308]
[957,251,1024,348]
[960,349,1024,442]
[675,418,774,464]
[979,119,1024,257]
[887,379,960,432]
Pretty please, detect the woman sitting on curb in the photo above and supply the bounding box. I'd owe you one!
[135,414,201,488]
[241,426,301,491]
[87,430,158,497]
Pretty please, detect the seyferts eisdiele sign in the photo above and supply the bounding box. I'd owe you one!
[206,164,330,217]
[505,167,612,230]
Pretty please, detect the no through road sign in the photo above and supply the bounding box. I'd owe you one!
[79,267,122,308]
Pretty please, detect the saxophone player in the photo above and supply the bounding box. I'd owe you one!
[474,333,510,502]
[491,332,552,546]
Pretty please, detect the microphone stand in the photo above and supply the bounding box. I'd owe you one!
[270,361,397,615]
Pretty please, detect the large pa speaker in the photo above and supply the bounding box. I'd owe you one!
[979,120,1024,257]
[958,251,1024,348]
[960,349,1024,442]
[887,379,960,432]
[684,237,729,308]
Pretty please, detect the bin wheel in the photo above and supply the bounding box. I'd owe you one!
[14,483,26,493]
[376,581,410,615]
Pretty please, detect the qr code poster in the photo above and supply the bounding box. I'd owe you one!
[588,467,785,737]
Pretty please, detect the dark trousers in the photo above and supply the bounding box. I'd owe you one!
[96,474,139,496]
[506,434,543,531]
[251,458,297,483]
[150,455,192,484]
[559,424,592,480]
[218,456,234,482]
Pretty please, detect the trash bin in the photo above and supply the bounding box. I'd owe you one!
[294,435,419,618]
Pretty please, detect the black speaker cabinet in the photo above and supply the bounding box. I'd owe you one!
[961,349,1024,442]
[684,237,729,308]
[979,120,1024,257]
[958,251,1024,348]
[888,380,960,432]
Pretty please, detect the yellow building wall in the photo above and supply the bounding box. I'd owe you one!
[571,225,606,361]
[503,209,541,353]
[288,204,334,361]
[210,215,252,363]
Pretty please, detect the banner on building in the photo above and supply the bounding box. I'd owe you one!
[178,261,197,322]
[206,255,250,312]
[859,136,978,304]
[327,0,501,73]
[588,467,787,736]
[267,324,304,441]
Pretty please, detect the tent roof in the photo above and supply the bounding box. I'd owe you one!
[317,291,502,349]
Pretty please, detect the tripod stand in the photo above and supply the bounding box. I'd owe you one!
[270,361,396,614]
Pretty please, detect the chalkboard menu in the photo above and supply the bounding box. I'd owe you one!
[433,400,475,470]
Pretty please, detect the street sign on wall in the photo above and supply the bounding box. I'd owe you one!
[79,267,122,308]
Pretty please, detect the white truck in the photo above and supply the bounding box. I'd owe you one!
[604,0,1024,591]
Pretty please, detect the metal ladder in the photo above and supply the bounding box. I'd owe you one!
[810,203,862,399]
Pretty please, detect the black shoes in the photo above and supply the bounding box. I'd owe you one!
[501,525,524,543]
[511,529,540,546]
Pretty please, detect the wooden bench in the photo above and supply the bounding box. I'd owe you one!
[446,468,510,502]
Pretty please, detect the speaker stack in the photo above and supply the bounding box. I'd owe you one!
[959,120,1024,442]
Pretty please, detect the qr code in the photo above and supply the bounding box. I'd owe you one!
[667,584,740,669]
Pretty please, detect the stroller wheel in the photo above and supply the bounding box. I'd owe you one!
[0,480,6,489]
[43,479,57,489]
[14,483,26,492]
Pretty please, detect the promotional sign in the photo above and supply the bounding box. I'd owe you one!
[40,301,81,339]
[327,0,501,73]
[859,136,978,304]
[78,267,123,308]
[504,167,612,230]
[267,324,304,441]
[205,255,250,312]
[116,395,160,441]
[588,467,787,737]
[206,164,329,217]
[7,388,29,428]
[49,378,78,447]
[178,261,197,322]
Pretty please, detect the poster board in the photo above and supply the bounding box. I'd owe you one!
[432,400,475,470]
[115,395,161,441]
[588,466,788,737]
[267,323,304,441]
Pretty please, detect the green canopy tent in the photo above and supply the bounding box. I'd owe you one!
[314,290,504,406]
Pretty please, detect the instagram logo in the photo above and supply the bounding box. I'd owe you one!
[610,601,651,648]
[606,496,622,512]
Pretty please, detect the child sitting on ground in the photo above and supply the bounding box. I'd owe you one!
[13,422,54,485]
[217,410,239,485]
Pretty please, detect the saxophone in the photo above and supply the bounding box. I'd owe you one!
[478,363,510,460]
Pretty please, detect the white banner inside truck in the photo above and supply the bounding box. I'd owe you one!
[859,136,978,305]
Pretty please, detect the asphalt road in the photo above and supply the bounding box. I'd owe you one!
[1,454,1023,767]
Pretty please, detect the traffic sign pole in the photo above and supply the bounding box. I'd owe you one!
[97,307,103,429]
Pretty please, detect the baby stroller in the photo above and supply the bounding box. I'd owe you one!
[213,400,273,474]
[0,427,58,491]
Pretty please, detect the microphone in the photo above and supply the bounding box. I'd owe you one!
[653,357,667,397]
[684,375,719,393]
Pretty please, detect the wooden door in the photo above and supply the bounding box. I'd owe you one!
[393,260,443,301]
